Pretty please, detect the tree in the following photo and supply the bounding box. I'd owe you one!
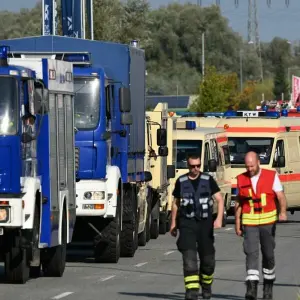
[273,56,289,100]
[0,1,299,96]
[189,66,240,112]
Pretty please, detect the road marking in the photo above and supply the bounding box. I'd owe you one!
[164,251,175,255]
[225,228,233,231]
[99,275,116,282]
[135,262,148,267]
[52,292,74,299]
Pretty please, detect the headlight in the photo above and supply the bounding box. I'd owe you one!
[83,191,105,200]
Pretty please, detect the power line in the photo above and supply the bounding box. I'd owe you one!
[234,0,290,8]
[197,0,220,6]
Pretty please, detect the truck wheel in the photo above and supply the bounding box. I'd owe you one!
[146,208,151,242]
[150,202,159,239]
[138,208,148,247]
[166,213,171,232]
[222,210,227,228]
[30,203,41,278]
[5,247,30,284]
[145,191,152,243]
[120,189,137,257]
[159,212,167,235]
[94,196,121,263]
[42,210,67,277]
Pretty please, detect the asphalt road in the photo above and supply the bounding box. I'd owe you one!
[0,213,299,300]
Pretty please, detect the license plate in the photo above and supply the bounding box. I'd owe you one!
[0,208,7,221]
[230,200,236,207]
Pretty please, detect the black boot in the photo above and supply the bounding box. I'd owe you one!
[245,280,258,300]
[185,289,199,300]
[201,283,212,299]
[263,279,273,299]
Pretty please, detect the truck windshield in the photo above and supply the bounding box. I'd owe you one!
[74,77,100,129]
[0,77,18,135]
[176,140,203,169]
[228,137,274,165]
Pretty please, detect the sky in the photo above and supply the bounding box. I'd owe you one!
[0,0,299,42]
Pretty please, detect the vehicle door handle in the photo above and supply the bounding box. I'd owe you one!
[284,171,293,174]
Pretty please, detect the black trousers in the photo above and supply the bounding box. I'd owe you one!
[177,217,215,297]
[243,223,276,282]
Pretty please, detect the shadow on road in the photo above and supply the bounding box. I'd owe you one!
[119,291,245,300]
[214,277,300,288]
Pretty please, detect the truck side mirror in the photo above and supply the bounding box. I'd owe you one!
[158,146,168,157]
[144,171,152,182]
[167,165,175,179]
[121,113,133,125]
[277,156,285,168]
[208,159,217,172]
[34,80,49,114]
[119,87,131,112]
[157,128,167,146]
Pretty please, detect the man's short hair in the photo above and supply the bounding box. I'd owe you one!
[186,152,201,161]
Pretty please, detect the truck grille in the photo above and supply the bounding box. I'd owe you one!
[75,147,80,172]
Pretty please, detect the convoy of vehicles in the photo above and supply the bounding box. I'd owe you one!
[1,46,299,283]
[1,0,300,288]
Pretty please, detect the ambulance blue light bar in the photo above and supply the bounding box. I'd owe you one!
[224,110,280,118]
[178,112,224,117]
[186,121,196,129]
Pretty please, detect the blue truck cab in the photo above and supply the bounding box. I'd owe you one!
[0,36,167,263]
[0,45,76,283]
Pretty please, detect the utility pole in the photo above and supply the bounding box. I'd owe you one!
[240,49,243,92]
[202,32,205,80]
[248,0,263,82]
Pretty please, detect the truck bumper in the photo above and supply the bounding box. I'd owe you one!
[76,180,115,217]
[0,198,23,228]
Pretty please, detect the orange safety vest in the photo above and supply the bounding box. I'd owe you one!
[237,169,278,226]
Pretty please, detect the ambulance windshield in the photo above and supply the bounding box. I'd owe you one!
[176,140,203,169]
[228,137,274,165]
[74,77,100,129]
[0,76,18,135]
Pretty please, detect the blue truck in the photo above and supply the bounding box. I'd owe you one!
[2,36,168,263]
[0,45,76,283]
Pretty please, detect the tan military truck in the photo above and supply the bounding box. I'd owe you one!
[168,119,232,227]
[144,103,175,239]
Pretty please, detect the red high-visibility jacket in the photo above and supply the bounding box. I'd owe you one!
[237,169,278,226]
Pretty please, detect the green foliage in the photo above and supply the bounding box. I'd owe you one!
[273,56,290,100]
[189,66,240,112]
[0,0,298,100]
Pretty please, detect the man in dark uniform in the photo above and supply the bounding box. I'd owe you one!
[170,153,224,300]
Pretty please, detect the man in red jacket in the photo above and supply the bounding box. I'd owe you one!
[235,151,287,300]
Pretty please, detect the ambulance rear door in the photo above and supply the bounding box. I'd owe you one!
[283,133,300,209]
